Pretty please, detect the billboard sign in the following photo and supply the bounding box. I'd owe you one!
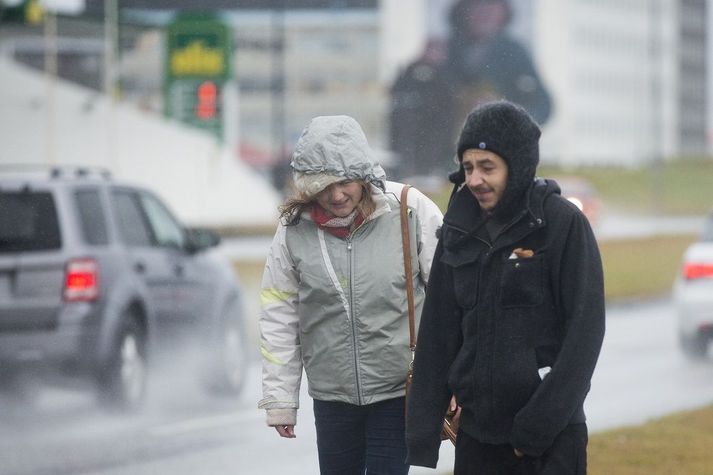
[164,15,232,141]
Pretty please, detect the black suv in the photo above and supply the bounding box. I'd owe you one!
[0,166,248,409]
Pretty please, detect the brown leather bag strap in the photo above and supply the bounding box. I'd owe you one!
[400,185,416,351]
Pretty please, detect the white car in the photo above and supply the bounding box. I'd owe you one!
[673,212,713,358]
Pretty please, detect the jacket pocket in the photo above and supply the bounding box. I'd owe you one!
[442,239,483,309]
[500,253,544,308]
[492,347,541,416]
[452,261,479,308]
[447,341,477,407]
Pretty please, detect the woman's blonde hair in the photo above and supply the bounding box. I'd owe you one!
[279,179,376,225]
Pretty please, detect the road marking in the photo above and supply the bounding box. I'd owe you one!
[148,411,262,437]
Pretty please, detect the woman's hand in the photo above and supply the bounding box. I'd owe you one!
[275,425,296,438]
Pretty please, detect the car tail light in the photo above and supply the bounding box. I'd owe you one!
[64,258,99,301]
[682,262,713,281]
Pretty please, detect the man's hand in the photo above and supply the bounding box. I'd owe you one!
[513,448,524,458]
[275,425,296,438]
[448,395,462,423]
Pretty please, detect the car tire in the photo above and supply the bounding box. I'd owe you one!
[0,368,39,407]
[679,333,708,360]
[204,304,247,396]
[97,314,147,411]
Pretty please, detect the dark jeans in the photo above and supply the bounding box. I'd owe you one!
[454,423,588,475]
[313,397,409,475]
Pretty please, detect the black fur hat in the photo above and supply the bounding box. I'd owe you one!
[454,100,541,218]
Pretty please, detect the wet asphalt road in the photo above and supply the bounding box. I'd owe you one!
[1,298,712,475]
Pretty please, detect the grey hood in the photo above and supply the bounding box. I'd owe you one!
[290,115,386,190]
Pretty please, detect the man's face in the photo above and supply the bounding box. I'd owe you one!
[462,149,508,213]
[315,180,364,218]
[467,1,508,40]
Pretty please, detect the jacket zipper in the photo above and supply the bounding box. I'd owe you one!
[346,236,363,405]
[479,210,527,416]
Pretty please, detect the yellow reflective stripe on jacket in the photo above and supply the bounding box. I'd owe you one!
[260,288,296,306]
[260,344,285,365]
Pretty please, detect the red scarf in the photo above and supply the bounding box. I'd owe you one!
[310,205,364,239]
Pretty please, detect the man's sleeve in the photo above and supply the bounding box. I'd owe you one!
[406,239,463,468]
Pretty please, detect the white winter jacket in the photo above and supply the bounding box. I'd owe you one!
[258,115,442,427]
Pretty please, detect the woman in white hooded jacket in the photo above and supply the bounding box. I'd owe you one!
[258,115,442,474]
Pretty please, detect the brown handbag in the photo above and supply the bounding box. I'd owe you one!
[400,185,458,446]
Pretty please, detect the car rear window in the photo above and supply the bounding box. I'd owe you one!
[0,191,62,252]
[75,189,109,245]
[111,191,153,247]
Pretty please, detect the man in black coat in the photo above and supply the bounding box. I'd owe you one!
[405,101,605,475]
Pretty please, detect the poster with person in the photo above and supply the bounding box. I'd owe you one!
[389,0,551,178]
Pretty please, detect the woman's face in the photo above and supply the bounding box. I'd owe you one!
[315,180,364,218]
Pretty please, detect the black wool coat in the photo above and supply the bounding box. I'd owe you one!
[405,178,605,468]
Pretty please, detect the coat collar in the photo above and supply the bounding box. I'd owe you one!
[442,178,557,250]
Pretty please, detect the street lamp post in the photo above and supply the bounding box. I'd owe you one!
[271,0,287,190]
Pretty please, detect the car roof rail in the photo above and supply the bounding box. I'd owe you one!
[0,164,113,180]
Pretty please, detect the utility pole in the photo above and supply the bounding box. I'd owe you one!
[44,9,57,166]
[104,0,118,171]
[649,0,664,214]
[271,0,287,188]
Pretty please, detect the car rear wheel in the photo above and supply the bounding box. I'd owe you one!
[204,306,247,396]
[0,368,39,407]
[680,333,709,360]
[97,315,147,410]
